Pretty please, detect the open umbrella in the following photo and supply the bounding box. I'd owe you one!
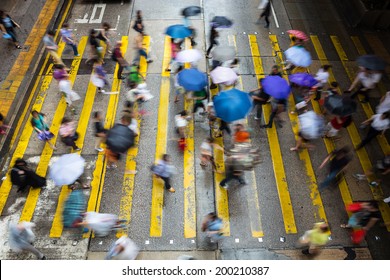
[49,154,85,186]
[262,75,291,99]
[211,16,233,28]
[178,68,208,91]
[324,95,357,117]
[106,124,135,153]
[287,30,309,41]
[213,89,253,122]
[357,55,386,71]
[210,66,238,85]
[298,111,325,140]
[165,24,192,39]
[285,46,312,67]
[176,49,202,63]
[211,46,236,62]
[289,73,318,88]
[182,6,202,17]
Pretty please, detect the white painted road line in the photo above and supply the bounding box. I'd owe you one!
[270,2,280,28]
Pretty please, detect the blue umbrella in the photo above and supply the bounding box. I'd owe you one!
[211,16,233,28]
[213,89,253,122]
[262,75,291,99]
[289,73,318,88]
[178,68,208,91]
[165,24,192,39]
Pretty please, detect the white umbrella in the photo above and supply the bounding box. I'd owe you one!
[49,154,85,186]
[175,49,202,63]
[298,111,325,140]
[106,236,139,260]
[210,66,238,85]
[211,46,236,62]
[284,46,312,67]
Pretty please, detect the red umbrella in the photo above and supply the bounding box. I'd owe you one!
[287,30,309,41]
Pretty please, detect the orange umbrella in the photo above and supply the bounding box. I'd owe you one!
[287,30,309,41]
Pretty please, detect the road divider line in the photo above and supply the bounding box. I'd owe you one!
[150,36,171,237]
[117,36,151,238]
[249,34,296,234]
[19,37,88,222]
[270,35,328,224]
[313,35,390,230]
[183,38,196,238]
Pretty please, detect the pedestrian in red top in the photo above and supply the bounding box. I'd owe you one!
[325,115,351,138]
[112,41,129,80]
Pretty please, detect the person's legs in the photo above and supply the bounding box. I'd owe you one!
[356,127,380,150]
[117,63,124,79]
[255,102,263,120]
[220,120,231,135]
[220,173,234,187]
[319,170,339,189]
[264,15,270,27]
[139,49,148,59]
[264,109,277,128]
[62,136,79,150]
[22,244,45,259]
[49,50,65,66]
[70,43,79,56]
[206,43,215,56]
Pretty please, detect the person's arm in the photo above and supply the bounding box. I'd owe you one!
[347,75,361,92]
[363,217,379,231]
[361,115,374,126]
[319,153,332,169]
[0,23,6,33]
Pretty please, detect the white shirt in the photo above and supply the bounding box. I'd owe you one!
[372,114,390,131]
[175,115,188,128]
[358,72,382,89]
[128,118,138,135]
[315,68,329,87]
[200,141,212,155]
[377,91,390,114]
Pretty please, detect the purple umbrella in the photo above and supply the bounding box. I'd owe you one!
[262,75,291,99]
[289,73,318,88]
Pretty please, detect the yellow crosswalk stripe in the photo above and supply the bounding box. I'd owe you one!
[117,36,151,238]
[248,35,297,234]
[19,36,88,222]
[150,36,171,237]
[183,38,196,238]
[50,43,109,237]
[314,35,390,230]
[85,36,129,224]
[227,35,263,237]
[0,42,67,216]
[269,36,327,224]
[363,33,390,74]
[309,36,353,210]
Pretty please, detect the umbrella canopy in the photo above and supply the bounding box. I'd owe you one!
[210,66,238,85]
[324,95,357,117]
[165,24,192,39]
[176,49,202,63]
[213,89,253,122]
[287,30,309,41]
[106,124,135,153]
[182,6,202,17]
[49,154,85,186]
[211,16,233,28]
[178,68,208,91]
[289,73,318,87]
[211,46,236,62]
[285,46,312,67]
[357,55,386,71]
[298,111,325,140]
[262,75,291,99]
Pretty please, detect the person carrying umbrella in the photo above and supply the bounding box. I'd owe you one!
[261,98,287,128]
[206,26,219,59]
[355,111,390,150]
[345,68,382,103]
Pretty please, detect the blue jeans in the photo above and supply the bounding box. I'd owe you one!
[67,43,79,56]
[319,170,339,190]
[138,49,148,59]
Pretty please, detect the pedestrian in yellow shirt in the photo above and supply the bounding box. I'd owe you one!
[298,222,330,256]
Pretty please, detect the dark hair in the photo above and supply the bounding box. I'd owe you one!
[136,10,142,19]
[162,154,169,161]
[102,22,111,30]
[335,146,350,156]
[90,29,97,36]
[54,64,65,69]
[367,200,379,209]
[208,212,218,220]
[31,110,39,116]
[124,101,133,109]
[48,30,55,36]
[323,65,332,71]
[15,158,27,166]
[179,110,188,117]
[330,81,338,88]
[93,111,101,119]
[206,137,213,143]
[121,114,132,124]
[232,58,239,64]
[382,111,390,119]
[61,117,71,124]
[63,23,69,28]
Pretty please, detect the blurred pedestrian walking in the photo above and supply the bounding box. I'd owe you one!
[256,0,271,28]
[86,29,103,64]
[166,38,182,72]
[0,10,22,49]
[91,59,109,93]
[43,30,65,66]
[206,26,219,58]
[313,65,331,101]
[201,212,224,242]
[318,147,351,190]
[9,222,46,259]
[105,235,139,260]
[355,111,390,150]
[219,155,246,189]
[79,212,126,237]
[324,115,351,138]
[93,111,106,152]
[97,22,112,53]
[376,91,390,114]
[261,98,287,128]
[60,23,79,56]
[199,137,223,172]
[31,110,56,150]
[59,117,80,151]
[133,32,153,65]
[298,222,330,256]
[10,158,46,193]
[53,64,80,114]
[112,41,129,79]
[151,154,176,193]
[132,10,145,35]
[249,79,270,121]
[0,112,10,135]
[345,68,382,103]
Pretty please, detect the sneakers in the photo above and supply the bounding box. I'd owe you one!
[146,59,153,63]
[99,90,106,94]
[220,184,229,190]
[74,147,81,151]
[95,147,104,152]
[384,196,390,203]
[353,174,366,181]
[254,116,260,120]
[168,187,175,193]
[369,181,379,187]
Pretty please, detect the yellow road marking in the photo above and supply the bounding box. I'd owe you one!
[10,0,73,147]
[309,36,353,209]
[50,43,109,237]
[150,36,171,237]
[116,36,151,238]
[269,35,327,224]
[19,37,88,222]
[363,33,390,71]
[313,35,390,230]
[183,38,196,238]
[248,35,297,234]
[0,43,67,216]
[0,0,61,117]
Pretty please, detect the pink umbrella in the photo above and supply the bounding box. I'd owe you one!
[287,30,309,41]
[210,66,238,85]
